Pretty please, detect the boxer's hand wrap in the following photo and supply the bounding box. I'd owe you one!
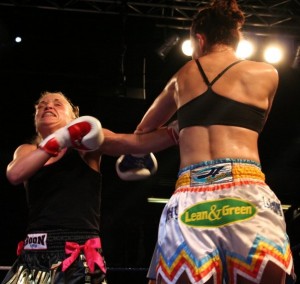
[116,153,158,181]
[167,120,179,144]
[39,116,104,156]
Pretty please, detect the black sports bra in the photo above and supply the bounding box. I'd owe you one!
[177,59,267,133]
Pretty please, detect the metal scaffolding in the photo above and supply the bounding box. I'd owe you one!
[0,0,300,38]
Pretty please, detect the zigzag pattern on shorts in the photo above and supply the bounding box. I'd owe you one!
[157,235,292,284]
[227,234,293,283]
[157,242,223,284]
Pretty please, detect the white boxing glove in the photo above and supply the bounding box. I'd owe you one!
[116,153,158,181]
[39,116,104,156]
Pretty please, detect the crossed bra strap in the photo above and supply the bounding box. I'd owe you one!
[195,59,244,87]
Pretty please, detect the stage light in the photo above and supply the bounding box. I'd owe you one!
[263,45,284,64]
[15,36,22,43]
[181,39,193,57]
[236,39,254,59]
[147,197,168,204]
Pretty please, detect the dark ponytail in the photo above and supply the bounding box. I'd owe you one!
[191,0,245,50]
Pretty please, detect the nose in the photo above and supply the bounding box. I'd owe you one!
[44,102,54,109]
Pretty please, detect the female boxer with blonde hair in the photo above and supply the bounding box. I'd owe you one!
[3,90,175,284]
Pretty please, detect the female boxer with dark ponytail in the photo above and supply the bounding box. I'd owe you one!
[135,0,296,283]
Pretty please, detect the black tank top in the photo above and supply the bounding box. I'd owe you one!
[177,59,266,133]
[25,149,102,232]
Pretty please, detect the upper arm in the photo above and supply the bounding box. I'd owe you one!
[11,144,37,162]
[262,64,279,122]
[136,77,178,133]
[6,144,38,185]
[241,61,278,124]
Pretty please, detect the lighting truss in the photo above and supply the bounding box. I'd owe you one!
[0,0,300,38]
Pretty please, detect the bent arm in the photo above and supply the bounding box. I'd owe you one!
[135,77,178,134]
[6,144,51,185]
[100,76,178,156]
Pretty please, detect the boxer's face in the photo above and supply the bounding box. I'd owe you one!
[34,92,75,135]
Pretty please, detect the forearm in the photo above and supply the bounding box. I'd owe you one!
[135,85,177,133]
[101,128,176,156]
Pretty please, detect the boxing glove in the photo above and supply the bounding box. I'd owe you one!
[39,116,104,156]
[116,153,158,181]
[167,120,179,144]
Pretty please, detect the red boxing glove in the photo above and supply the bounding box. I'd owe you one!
[39,116,104,156]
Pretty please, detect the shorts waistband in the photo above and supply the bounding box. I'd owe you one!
[17,230,106,274]
[178,158,261,175]
[22,230,100,252]
[176,159,265,189]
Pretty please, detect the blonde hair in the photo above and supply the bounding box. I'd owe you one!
[32,91,80,145]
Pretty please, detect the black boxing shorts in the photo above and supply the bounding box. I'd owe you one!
[1,230,108,284]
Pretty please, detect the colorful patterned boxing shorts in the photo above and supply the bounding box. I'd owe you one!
[152,159,295,284]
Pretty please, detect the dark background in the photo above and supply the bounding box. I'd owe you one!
[0,1,300,283]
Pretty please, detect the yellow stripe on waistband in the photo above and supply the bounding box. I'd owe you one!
[232,164,265,181]
[176,173,191,188]
[175,164,265,189]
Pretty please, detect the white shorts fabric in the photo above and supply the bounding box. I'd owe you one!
[150,159,295,284]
